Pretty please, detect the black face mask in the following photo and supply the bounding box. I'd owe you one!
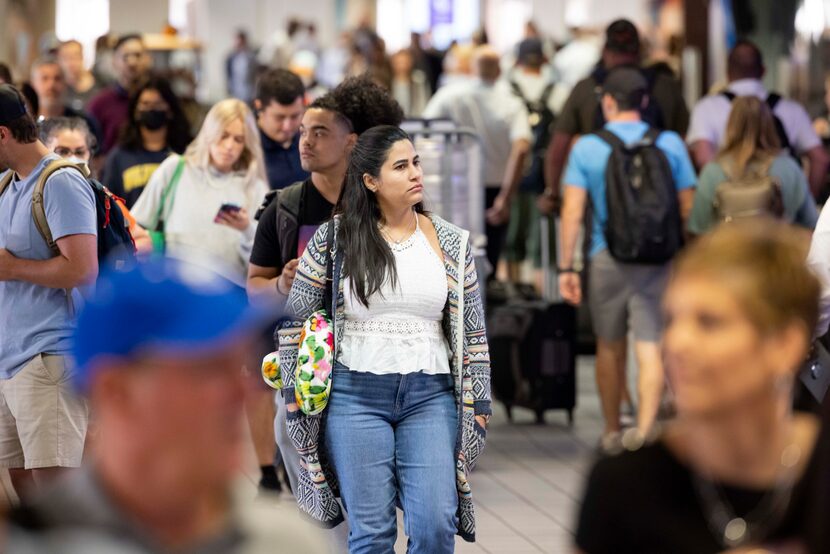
[137,109,170,131]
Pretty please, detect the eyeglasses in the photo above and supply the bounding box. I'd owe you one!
[54,147,89,158]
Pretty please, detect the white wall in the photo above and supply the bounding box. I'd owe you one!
[190,0,337,103]
[527,0,651,44]
[110,0,170,34]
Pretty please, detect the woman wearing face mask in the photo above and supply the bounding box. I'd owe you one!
[39,116,153,253]
[102,77,192,208]
[575,221,825,554]
[131,98,268,285]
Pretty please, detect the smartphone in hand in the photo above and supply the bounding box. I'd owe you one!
[216,203,242,218]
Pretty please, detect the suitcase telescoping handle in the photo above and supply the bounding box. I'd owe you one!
[539,214,563,302]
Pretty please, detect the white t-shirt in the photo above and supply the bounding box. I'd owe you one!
[505,67,558,113]
[132,155,268,286]
[423,78,533,186]
[687,78,820,154]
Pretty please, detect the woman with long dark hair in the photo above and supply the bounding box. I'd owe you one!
[102,76,192,207]
[279,125,491,552]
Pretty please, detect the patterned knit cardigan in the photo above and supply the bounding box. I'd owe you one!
[277,214,491,542]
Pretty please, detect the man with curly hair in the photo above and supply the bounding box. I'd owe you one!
[246,77,402,516]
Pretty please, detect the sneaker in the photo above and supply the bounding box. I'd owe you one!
[598,431,623,455]
[619,403,637,428]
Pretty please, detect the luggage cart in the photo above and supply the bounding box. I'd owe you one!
[402,119,486,250]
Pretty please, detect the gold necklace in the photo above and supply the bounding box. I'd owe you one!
[380,211,417,244]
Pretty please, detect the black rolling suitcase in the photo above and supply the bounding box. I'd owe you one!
[486,216,577,424]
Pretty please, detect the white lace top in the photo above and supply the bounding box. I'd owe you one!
[340,217,451,375]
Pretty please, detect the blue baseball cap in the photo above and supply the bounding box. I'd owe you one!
[71,257,273,392]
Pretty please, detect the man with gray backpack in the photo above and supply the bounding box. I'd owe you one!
[557,68,696,450]
[0,84,97,497]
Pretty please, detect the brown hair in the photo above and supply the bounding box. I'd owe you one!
[5,115,38,144]
[672,219,819,345]
[717,95,781,178]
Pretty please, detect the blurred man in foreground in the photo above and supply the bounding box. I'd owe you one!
[7,257,326,553]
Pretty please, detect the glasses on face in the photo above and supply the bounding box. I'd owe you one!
[54,146,89,159]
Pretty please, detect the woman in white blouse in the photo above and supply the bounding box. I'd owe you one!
[283,125,491,553]
[132,98,268,285]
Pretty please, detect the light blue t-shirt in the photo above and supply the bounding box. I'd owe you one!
[563,121,697,258]
[0,154,97,379]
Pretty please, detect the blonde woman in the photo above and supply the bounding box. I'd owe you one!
[688,95,818,234]
[132,98,269,284]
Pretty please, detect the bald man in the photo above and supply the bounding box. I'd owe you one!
[423,45,532,278]
[687,39,828,196]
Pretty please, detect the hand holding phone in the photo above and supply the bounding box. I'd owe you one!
[217,203,241,216]
[214,203,248,231]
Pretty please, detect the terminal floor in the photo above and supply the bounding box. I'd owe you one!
[0,356,603,553]
[448,355,601,554]
[249,355,605,554]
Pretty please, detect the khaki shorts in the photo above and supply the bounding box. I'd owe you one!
[0,354,88,469]
[588,250,670,343]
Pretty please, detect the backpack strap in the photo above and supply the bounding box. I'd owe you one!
[509,80,535,114]
[0,170,13,198]
[721,90,737,102]
[595,129,626,150]
[766,93,782,110]
[274,180,307,265]
[279,180,305,219]
[33,159,90,256]
[32,159,91,317]
[540,82,555,105]
[643,127,662,145]
[153,156,186,231]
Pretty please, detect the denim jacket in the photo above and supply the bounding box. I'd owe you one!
[277,214,491,542]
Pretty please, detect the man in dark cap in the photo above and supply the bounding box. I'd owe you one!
[0,84,97,496]
[539,18,689,214]
[556,67,696,451]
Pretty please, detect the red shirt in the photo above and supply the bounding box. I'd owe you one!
[88,85,130,155]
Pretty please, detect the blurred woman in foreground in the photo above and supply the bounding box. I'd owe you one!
[576,220,824,554]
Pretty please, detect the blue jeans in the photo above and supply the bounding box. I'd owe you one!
[324,364,459,554]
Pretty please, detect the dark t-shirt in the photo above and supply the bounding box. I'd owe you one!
[576,436,824,554]
[102,147,171,208]
[555,65,690,136]
[261,130,309,191]
[249,179,334,273]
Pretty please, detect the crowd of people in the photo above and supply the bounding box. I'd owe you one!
[0,13,828,554]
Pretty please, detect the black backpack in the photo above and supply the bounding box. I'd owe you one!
[721,91,799,162]
[253,180,307,265]
[595,128,683,264]
[510,80,556,192]
[0,160,136,270]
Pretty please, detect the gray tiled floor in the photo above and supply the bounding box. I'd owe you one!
[0,356,604,554]
[446,355,603,554]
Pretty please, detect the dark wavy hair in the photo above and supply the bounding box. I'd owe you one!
[328,76,403,135]
[334,125,424,308]
[118,76,192,153]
